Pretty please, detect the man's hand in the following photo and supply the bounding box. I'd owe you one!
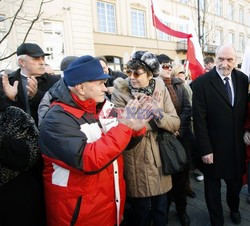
[149,91,162,119]
[2,74,18,101]
[202,153,213,164]
[244,131,250,145]
[27,76,38,98]
[118,96,153,131]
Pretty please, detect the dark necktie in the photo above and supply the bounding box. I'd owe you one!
[224,77,232,105]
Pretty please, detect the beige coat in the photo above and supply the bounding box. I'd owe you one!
[112,77,180,198]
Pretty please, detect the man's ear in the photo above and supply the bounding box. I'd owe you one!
[19,58,25,67]
[75,83,85,95]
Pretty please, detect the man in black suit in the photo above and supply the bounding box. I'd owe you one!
[1,43,60,126]
[192,44,248,226]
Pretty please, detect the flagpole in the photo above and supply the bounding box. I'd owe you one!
[151,1,160,55]
[153,26,160,55]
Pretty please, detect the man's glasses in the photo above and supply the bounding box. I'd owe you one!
[127,70,146,78]
[162,63,172,70]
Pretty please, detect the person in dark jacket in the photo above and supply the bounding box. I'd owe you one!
[157,54,192,226]
[192,44,248,226]
[1,43,60,126]
[39,55,151,226]
[96,56,127,98]
[38,56,79,128]
[0,85,45,226]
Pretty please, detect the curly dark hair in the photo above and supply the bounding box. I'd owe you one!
[128,51,160,77]
[127,60,152,77]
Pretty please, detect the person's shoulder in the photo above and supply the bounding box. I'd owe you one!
[172,77,183,85]
[192,70,212,85]
[8,69,20,79]
[111,69,127,79]
[39,73,61,83]
[1,106,37,132]
[4,106,29,120]
[233,69,248,80]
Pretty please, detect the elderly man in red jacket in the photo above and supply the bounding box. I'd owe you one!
[39,55,151,226]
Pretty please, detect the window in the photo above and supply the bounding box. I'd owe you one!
[43,21,64,70]
[157,19,171,41]
[180,0,188,4]
[239,34,245,52]
[179,24,188,34]
[97,1,116,33]
[105,56,122,71]
[158,30,171,41]
[239,6,244,24]
[215,0,222,16]
[228,32,235,44]
[215,29,223,45]
[228,3,233,20]
[131,9,145,37]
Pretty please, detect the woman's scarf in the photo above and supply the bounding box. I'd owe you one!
[128,78,156,97]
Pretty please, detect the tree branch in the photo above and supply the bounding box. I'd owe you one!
[0,0,25,45]
[0,0,53,61]
[22,0,45,43]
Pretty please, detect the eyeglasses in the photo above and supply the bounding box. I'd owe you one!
[126,69,132,74]
[127,70,146,78]
[162,63,172,70]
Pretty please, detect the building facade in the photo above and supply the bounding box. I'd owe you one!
[1,0,250,71]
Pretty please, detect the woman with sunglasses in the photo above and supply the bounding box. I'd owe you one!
[111,51,180,226]
[157,54,193,226]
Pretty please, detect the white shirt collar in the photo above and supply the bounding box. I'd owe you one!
[20,69,28,78]
[216,69,232,82]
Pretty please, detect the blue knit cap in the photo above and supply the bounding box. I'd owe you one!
[64,55,111,86]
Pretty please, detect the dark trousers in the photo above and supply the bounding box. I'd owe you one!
[167,167,189,214]
[204,175,243,226]
[122,193,168,226]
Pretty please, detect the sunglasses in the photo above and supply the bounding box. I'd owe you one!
[162,63,172,70]
[127,70,146,78]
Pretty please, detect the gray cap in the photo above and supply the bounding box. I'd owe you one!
[60,56,79,71]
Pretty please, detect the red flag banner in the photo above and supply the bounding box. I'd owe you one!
[151,0,204,80]
[151,4,191,39]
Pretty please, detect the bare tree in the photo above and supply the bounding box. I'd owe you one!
[0,0,53,61]
[191,0,224,55]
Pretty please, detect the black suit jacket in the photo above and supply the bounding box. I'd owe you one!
[7,69,60,125]
[192,68,248,179]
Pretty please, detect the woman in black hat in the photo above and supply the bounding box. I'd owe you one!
[0,82,45,225]
[112,51,180,226]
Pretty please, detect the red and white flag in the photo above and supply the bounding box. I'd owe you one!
[151,0,204,80]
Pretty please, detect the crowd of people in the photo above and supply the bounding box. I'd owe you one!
[0,42,249,226]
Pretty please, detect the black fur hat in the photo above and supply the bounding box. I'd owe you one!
[129,51,160,76]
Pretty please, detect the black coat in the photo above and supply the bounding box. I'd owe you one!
[7,69,60,125]
[106,68,127,87]
[171,78,195,166]
[192,68,248,179]
[0,105,45,226]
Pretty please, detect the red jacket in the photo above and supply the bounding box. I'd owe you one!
[39,97,145,226]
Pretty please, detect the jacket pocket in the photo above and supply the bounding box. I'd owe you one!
[70,196,82,226]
